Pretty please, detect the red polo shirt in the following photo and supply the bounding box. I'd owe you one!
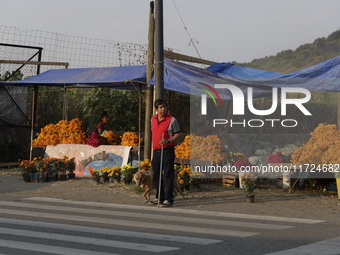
[151,113,180,150]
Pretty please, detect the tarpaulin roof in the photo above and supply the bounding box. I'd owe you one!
[207,62,283,79]
[148,59,273,99]
[1,65,147,89]
[207,55,340,90]
[2,55,340,98]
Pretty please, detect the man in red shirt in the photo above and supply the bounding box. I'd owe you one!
[149,99,181,207]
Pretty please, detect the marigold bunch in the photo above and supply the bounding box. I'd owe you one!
[121,164,135,179]
[291,123,340,164]
[121,132,143,146]
[175,135,190,159]
[19,156,76,176]
[32,118,87,146]
[102,130,121,145]
[191,134,227,162]
[177,164,191,187]
[227,152,246,164]
[97,166,111,175]
[175,134,227,162]
[109,166,121,179]
[138,159,151,171]
[90,169,99,176]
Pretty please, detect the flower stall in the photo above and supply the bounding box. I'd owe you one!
[32,118,140,177]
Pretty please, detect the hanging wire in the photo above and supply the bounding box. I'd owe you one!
[172,0,204,64]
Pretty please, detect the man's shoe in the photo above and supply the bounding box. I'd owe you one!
[160,200,173,207]
[148,199,161,205]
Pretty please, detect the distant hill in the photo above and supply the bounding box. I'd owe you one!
[238,29,340,73]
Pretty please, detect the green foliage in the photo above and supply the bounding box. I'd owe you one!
[238,29,340,74]
[82,88,144,132]
[0,70,24,81]
[165,91,190,133]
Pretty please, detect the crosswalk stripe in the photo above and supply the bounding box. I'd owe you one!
[0,201,293,230]
[265,236,340,255]
[0,208,258,237]
[24,197,325,224]
[0,227,179,252]
[0,218,222,245]
[0,239,118,255]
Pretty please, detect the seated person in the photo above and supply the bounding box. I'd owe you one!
[96,111,109,135]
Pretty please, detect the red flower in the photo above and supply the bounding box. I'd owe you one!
[86,132,106,147]
[267,151,284,163]
[234,158,253,170]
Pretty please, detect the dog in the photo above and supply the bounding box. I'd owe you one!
[133,168,185,202]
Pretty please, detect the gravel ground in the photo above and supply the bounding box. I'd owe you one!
[1,168,340,221]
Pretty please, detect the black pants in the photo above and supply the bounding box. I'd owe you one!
[152,146,175,203]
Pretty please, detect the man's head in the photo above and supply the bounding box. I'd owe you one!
[154,99,168,117]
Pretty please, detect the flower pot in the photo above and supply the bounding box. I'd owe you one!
[48,173,58,182]
[68,173,76,179]
[245,195,255,203]
[59,173,68,181]
[113,176,121,184]
[92,175,100,185]
[123,178,132,184]
[39,173,48,182]
[23,174,31,182]
[102,173,109,183]
[29,172,39,182]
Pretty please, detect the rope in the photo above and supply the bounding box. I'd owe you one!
[172,0,206,66]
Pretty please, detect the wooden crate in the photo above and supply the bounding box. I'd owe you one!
[222,173,239,187]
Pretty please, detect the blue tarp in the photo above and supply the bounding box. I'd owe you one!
[2,56,340,98]
[148,59,273,99]
[207,62,283,79]
[207,55,340,91]
[1,65,147,89]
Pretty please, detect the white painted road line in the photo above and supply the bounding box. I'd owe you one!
[0,227,179,253]
[0,218,222,245]
[265,236,340,255]
[0,200,293,230]
[24,197,325,224]
[0,239,118,255]
[0,208,258,237]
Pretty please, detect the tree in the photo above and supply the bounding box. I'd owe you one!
[0,70,24,81]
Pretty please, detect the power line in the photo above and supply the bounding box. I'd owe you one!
[172,0,205,66]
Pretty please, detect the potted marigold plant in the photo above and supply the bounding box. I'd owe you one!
[18,159,36,182]
[121,164,136,184]
[65,157,76,179]
[240,173,256,203]
[90,169,100,184]
[109,166,121,183]
[97,166,110,183]
[177,164,190,190]
[138,159,152,171]
[190,169,204,189]
[234,158,253,188]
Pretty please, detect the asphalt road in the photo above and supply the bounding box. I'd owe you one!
[1,170,340,254]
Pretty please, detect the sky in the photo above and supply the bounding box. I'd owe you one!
[1,0,340,63]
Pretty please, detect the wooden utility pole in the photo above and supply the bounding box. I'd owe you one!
[154,0,164,100]
[144,1,155,160]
